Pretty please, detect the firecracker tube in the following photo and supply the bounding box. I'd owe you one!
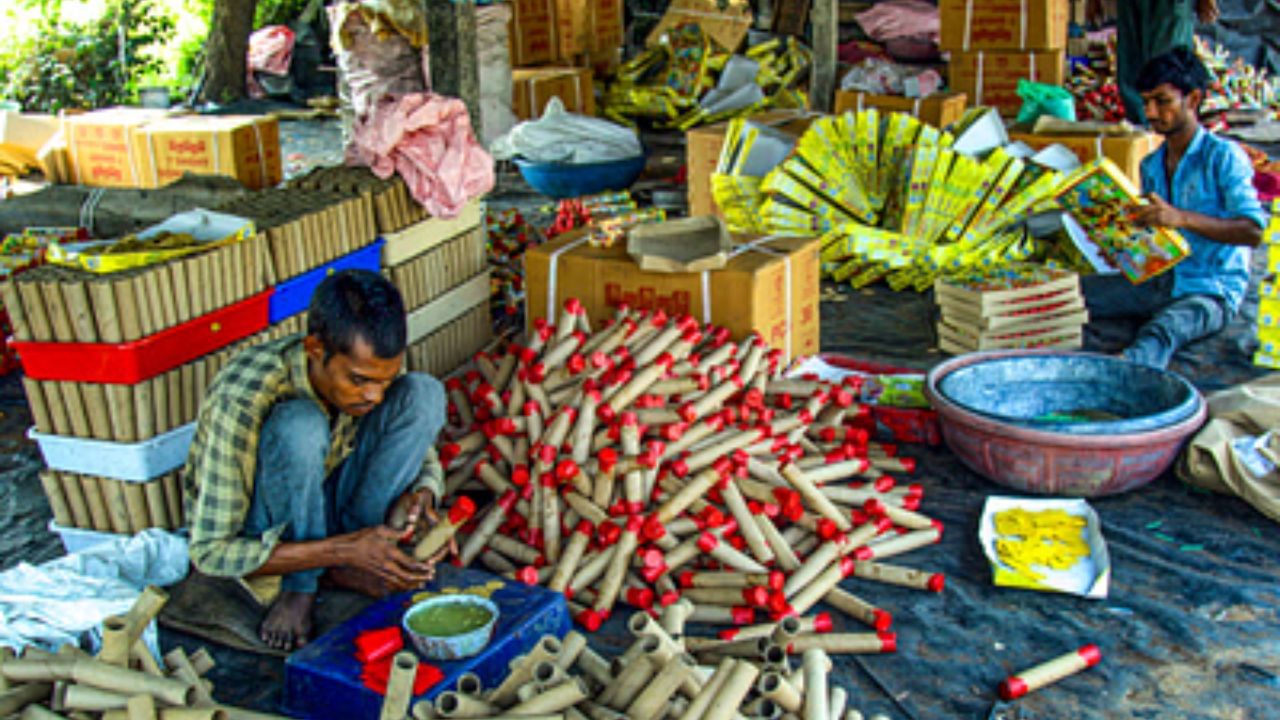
[865,523,944,561]
[824,588,893,632]
[594,516,644,615]
[780,463,851,532]
[998,644,1102,701]
[701,658,760,720]
[789,558,857,616]
[548,520,595,592]
[459,490,519,566]
[789,632,897,655]
[412,497,476,561]
[852,560,945,593]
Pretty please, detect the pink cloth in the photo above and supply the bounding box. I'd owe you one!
[246,25,295,98]
[855,0,940,44]
[347,93,495,219]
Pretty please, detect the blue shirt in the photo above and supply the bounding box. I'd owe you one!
[1140,127,1268,311]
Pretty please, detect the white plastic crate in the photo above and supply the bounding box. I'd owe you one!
[29,423,196,482]
[48,519,126,554]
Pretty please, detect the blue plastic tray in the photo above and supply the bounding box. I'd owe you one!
[268,240,386,324]
[514,152,647,200]
[283,566,570,720]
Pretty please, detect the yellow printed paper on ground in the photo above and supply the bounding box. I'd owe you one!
[978,496,1111,598]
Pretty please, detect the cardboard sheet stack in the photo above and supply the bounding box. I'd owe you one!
[935,264,1087,354]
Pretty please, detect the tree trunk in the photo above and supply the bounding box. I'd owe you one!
[201,0,258,104]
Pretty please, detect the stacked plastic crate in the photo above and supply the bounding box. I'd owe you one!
[1254,201,1280,369]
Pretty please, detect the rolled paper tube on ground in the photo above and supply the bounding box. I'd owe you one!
[650,377,704,396]
[38,472,73,527]
[998,644,1102,701]
[455,673,483,697]
[677,657,734,720]
[480,550,518,575]
[823,588,892,631]
[659,598,696,640]
[771,616,803,649]
[865,526,942,560]
[681,377,743,424]
[570,391,601,466]
[626,613,688,665]
[98,616,132,667]
[460,491,519,567]
[126,694,157,720]
[380,652,418,720]
[701,659,759,720]
[678,429,758,476]
[868,456,914,474]
[757,672,802,713]
[789,559,856,616]
[580,700,629,720]
[862,499,932,531]
[820,486,914,509]
[593,516,643,614]
[788,633,896,655]
[1,659,73,683]
[656,469,723,525]
[626,656,696,720]
[186,649,215,678]
[802,460,873,486]
[681,571,779,590]
[563,492,609,525]
[448,382,476,429]
[540,475,562,563]
[554,632,588,672]
[63,683,133,711]
[721,481,774,564]
[0,683,52,716]
[688,604,755,626]
[548,521,594,592]
[21,703,71,720]
[755,515,801,572]
[698,532,769,574]
[661,418,726,461]
[635,408,684,426]
[414,497,477,561]
[505,677,588,715]
[783,542,844,598]
[555,301,580,344]
[765,380,826,397]
[164,649,212,706]
[486,635,561,706]
[532,660,569,689]
[568,546,617,596]
[598,653,655,709]
[487,534,542,567]
[473,462,515,495]
[780,465,850,532]
[683,587,769,608]
[537,334,586,375]
[852,560,944,592]
[572,644,614,690]
[434,690,497,718]
[598,360,670,422]
[829,687,848,720]
[801,649,830,720]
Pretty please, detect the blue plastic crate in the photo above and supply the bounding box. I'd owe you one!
[283,566,570,720]
[269,240,386,324]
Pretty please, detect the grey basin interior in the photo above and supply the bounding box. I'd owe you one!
[935,354,1200,435]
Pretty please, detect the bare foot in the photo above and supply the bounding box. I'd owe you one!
[325,564,393,598]
[259,590,315,651]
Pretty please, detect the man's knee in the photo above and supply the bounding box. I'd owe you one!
[389,373,446,433]
[260,399,330,470]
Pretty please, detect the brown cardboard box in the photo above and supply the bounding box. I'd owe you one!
[512,67,596,119]
[1006,130,1162,184]
[509,0,556,65]
[591,0,625,55]
[647,0,753,52]
[938,0,1069,51]
[553,0,624,58]
[63,108,168,188]
[833,91,969,129]
[0,112,57,153]
[525,228,821,361]
[685,110,816,218]
[134,115,283,190]
[949,50,1066,117]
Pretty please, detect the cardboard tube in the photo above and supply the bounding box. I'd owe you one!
[572,643,612,691]
[659,598,696,641]
[757,672,801,713]
[69,659,193,707]
[656,469,722,525]
[548,520,594,592]
[480,550,517,575]
[852,560,944,592]
[0,682,52,716]
[79,475,112,532]
[780,464,850,532]
[789,633,895,655]
[862,499,933,531]
[126,693,157,720]
[101,480,133,534]
[460,491,518,567]
[801,649,830,720]
[697,531,769,574]
[164,649,212,706]
[98,616,132,667]
[801,460,873,486]
[162,473,184,528]
[39,471,73,528]
[455,672,483,696]
[379,652,417,720]
[63,683,132,711]
[790,559,856,616]
[435,691,497,718]
[486,636,560,706]
[688,604,754,626]
[569,388,601,466]
[123,482,151,531]
[677,656,732,720]
[187,649,215,678]
[21,703,70,720]
[626,656,695,720]
[540,474,563,562]
[998,645,1102,701]
[595,517,644,612]
[505,677,587,714]
[865,526,942,561]
[598,654,654,710]
[414,498,477,560]
[752,514,800,572]
[567,545,616,596]
[829,688,847,720]
[701,659,758,720]
[721,480,773,565]
[132,640,163,676]
[783,542,844,599]
[144,480,171,530]
[123,586,168,646]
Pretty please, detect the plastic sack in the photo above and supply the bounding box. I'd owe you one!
[0,529,189,654]
[1017,79,1078,125]
[490,98,643,164]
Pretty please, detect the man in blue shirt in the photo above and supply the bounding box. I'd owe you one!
[1083,47,1267,368]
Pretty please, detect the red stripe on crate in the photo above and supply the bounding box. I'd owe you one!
[14,289,272,384]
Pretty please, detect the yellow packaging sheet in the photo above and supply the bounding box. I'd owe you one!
[978,496,1110,598]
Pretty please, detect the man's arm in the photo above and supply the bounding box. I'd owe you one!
[1131,194,1263,247]
[250,528,434,590]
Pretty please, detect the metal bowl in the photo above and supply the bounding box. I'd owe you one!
[926,350,1206,497]
[402,594,499,661]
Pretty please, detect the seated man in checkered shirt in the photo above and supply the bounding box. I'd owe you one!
[183,269,450,651]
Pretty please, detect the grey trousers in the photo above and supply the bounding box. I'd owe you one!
[1082,272,1233,369]
[243,373,445,593]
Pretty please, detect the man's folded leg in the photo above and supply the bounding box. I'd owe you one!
[243,398,333,649]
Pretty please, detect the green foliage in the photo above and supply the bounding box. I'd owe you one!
[0,0,176,112]
[254,0,308,29]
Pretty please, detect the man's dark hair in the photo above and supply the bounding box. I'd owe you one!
[1136,46,1213,97]
[307,269,407,361]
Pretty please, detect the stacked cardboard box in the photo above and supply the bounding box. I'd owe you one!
[1006,129,1161,185]
[509,0,622,67]
[942,0,1070,116]
[935,265,1088,354]
[511,67,596,119]
[833,91,969,130]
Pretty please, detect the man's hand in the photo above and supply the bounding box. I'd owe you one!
[1197,0,1219,24]
[418,503,460,568]
[337,526,434,593]
[1131,194,1186,229]
[388,487,436,543]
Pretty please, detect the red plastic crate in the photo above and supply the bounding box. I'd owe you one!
[13,289,271,384]
[818,353,942,445]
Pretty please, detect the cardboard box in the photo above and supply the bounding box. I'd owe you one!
[591,0,625,55]
[550,0,622,60]
[949,50,1066,117]
[512,67,595,119]
[135,115,283,190]
[0,112,57,153]
[647,0,754,52]
[939,0,1069,51]
[1006,130,1161,185]
[63,108,167,188]
[685,110,816,218]
[525,228,821,360]
[509,0,556,66]
[833,91,969,129]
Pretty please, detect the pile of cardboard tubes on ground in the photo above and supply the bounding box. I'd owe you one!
[0,586,286,719]
[411,298,949,718]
